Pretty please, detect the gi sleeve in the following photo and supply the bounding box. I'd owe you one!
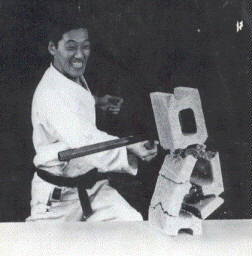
[38,90,137,176]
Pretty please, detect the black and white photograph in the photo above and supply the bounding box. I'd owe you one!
[0,0,251,255]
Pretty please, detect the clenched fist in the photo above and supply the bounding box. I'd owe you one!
[95,94,124,115]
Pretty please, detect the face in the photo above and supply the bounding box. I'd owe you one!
[49,28,91,79]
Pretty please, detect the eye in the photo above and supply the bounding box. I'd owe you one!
[82,45,91,50]
[66,46,77,51]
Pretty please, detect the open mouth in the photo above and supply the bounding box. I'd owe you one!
[71,60,84,69]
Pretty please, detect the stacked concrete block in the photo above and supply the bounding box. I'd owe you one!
[159,154,197,183]
[149,207,202,236]
[149,154,201,236]
[150,87,208,152]
[149,87,224,236]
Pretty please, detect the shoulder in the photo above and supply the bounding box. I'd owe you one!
[33,67,68,106]
[33,67,54,95]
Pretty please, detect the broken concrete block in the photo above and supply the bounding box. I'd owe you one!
[150,175,191,216]
[149,206,202,236]
[183,195,224,219]
[160,154,197,183]
[190,152,224,196]
[150,87,208,151]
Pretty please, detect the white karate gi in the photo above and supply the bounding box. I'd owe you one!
[26,64,142,222]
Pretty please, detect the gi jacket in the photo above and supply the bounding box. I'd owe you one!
[31,64,137,178]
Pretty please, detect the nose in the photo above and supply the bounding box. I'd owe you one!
[74,47,84,59]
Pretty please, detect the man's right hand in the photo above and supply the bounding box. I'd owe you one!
[126,140,159,162]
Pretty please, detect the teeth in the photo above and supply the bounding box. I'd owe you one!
[72,62,83,68]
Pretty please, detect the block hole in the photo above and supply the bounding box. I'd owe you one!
[178,228,193,235]
[179,108,197,134]
[190,158,213,185]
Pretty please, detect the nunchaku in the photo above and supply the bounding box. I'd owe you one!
[58,134,155,161]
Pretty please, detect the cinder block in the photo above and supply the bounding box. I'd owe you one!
[183,195,224,219]
[190,152,224,196]
[160,154,197,183]
[150,175,191,216]
[150,87,208,151]
[149,206,202,236]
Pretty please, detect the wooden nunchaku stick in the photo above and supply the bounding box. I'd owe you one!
[58,134,155,161]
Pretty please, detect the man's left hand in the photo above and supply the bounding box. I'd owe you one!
[95,94,124,115]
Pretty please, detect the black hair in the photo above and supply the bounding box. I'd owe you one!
[47,18,89,46]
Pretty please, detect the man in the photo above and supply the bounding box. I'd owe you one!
[26,21,158,222]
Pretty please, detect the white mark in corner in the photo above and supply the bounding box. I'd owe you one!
[236,21,243,32]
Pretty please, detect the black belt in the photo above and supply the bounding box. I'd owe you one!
[36,168,107,220]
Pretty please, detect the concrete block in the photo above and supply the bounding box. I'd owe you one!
[160,154,197,183]
[190,152,224,196]
[183,195,224,219]
[149,206,202,236]
[150,175,191,216]
[150,87,208,151]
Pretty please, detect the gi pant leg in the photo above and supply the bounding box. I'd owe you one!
[26,173,143,222]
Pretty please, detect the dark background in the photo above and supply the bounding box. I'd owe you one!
[0,0,250,221]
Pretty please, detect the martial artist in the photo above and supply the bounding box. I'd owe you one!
[26,21,158,222]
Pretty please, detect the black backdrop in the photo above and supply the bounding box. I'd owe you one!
[0,0,250,221]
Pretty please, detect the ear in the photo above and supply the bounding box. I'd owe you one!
[48,41,57,56]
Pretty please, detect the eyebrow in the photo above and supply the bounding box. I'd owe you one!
[65,40,90,45]
[65,40,78,45]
